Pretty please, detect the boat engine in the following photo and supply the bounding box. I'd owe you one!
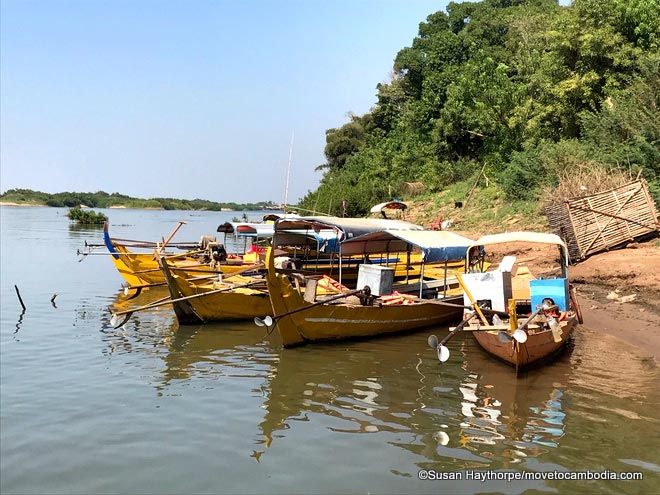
[209,242,227,262]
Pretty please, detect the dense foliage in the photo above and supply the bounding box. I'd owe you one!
[299,0,660,216]
[0,188,281,211]
[66,206,108,225]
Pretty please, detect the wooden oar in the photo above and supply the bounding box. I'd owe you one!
[109,279,266,328]
[122,273,220,299]
[254,289,363,328]
[88,237,198,247]
[454,271,489,325]
[78,248,205,258]
[123,262,265,299]
[161,249,206,259]
[78,250,172,261]
[170,262,265,275]
[157,221,187,254]
[427,312,478,362]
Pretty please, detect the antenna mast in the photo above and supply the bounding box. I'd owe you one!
[284,131,294,213]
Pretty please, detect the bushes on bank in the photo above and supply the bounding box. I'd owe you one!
[66,206,108,224]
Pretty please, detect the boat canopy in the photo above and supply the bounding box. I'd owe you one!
[273,229,339,251]
[274,216,423,242]
[341,230,474,261]
[262,213,301,222]
[216,222,274,238]
[369,201,408,214]
[467,231,570,267]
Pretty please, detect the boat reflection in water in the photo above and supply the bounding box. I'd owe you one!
[452,338,573,464]
[137,318,579,466]
[97,299,659,492]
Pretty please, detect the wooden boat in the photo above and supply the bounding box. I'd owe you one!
[450,232,583,370]
[158,216,445,325]
[159,258,273,324]
[159,255,356,325]
[270,215,467,289]
[101,221,264,286]
[262,217,475,346]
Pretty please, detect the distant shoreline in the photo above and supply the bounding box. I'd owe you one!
[0,202,276,212]
[0,202,169,210]
[0,202,44,207]
[1,189,283,212]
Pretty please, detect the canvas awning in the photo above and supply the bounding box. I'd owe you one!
[341,229,474,261]
[369,201,408,213]
[274,216,423,242]
[273,229,339,251]
[216,222,274,238]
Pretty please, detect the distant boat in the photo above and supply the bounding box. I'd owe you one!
[369,200,408,219]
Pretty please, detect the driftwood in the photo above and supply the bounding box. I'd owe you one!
[546,179,659,262]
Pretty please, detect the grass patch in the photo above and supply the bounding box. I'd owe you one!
[406,181,547,234]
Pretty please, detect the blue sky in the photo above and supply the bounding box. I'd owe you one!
[1,0,450,204]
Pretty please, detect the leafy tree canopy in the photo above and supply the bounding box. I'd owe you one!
[299,0,660,216]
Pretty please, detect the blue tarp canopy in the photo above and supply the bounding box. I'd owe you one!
[340,230,474,262]
[273,229,340,252]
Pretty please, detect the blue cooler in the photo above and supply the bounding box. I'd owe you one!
[530,278,570,311]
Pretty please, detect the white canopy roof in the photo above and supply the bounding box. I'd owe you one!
[369,201,408,213]
[467,231,570,266]
[274,216,423,241]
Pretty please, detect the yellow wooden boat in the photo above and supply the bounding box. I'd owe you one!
[121,216,470,328]
[159,259,273,324]
[270,216,467,293]
[159,256,357,325]
[261,218,476,346]
[102,222,263,286]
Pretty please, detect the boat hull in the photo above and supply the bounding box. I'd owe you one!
[160,260,273,324]
[107,243,258,286]
[266,250,463,347]
[471,317,577,369]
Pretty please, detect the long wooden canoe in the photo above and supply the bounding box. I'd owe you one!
[103,222,262,286]
[265,247,464,347]
[159,257,273,325]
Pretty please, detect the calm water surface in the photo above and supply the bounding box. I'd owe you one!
[1,206,658,494]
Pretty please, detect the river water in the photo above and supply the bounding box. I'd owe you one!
[1,206,658,494]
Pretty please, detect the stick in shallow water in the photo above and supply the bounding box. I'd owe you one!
[14,285,26,311]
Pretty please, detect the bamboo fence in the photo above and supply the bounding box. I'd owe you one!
[545,179,659,262]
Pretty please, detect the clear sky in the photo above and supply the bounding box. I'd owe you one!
[0,0,449,205]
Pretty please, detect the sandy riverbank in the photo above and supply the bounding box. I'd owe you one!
[569,243,660,363]
[0,202,44,207]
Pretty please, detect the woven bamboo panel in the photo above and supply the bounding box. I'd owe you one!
[546,179,659,262]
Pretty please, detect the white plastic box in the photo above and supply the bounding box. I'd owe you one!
[461,271,512,313]
[356,264,394,296]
